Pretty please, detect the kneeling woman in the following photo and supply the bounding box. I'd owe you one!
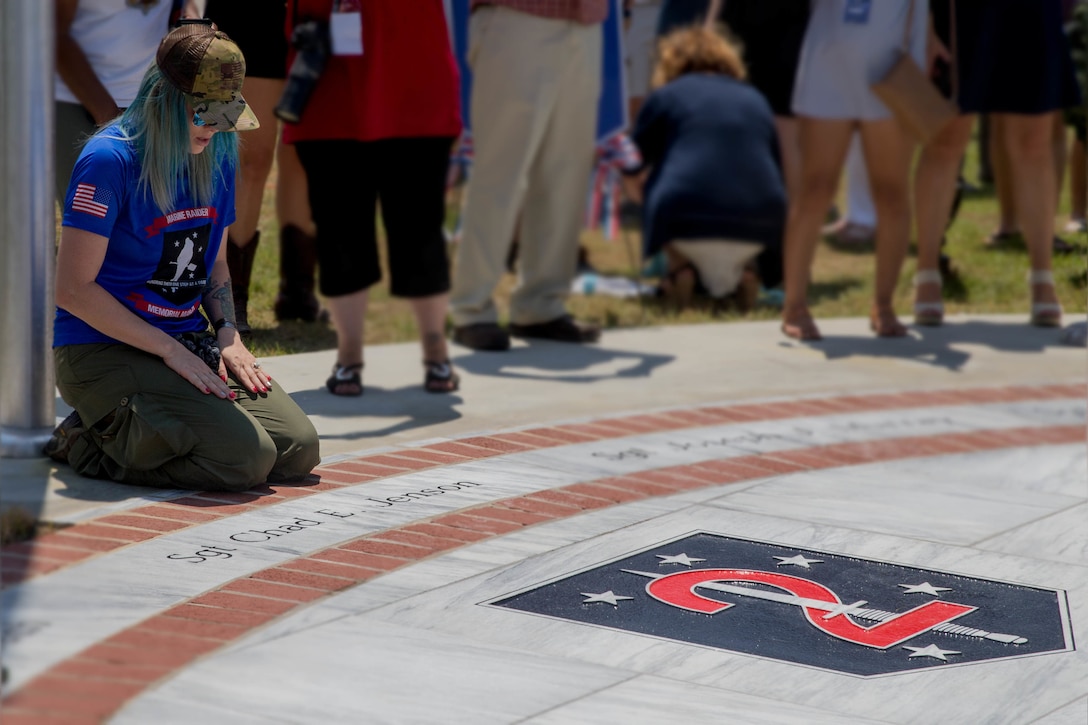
[628,26,786,310]
[49,21,320,491]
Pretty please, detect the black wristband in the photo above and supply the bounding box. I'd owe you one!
[212,318,237,334]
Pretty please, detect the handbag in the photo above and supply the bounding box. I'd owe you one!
[870,0,959,145]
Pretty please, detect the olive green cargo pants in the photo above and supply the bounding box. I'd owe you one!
[54,342,320,492]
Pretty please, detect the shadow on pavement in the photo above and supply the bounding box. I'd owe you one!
[288,384,464,441]
[452,341,674,383]
[778,319,1070,371]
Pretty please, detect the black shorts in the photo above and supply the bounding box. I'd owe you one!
[204,0,289,79]
[295,136,456,299]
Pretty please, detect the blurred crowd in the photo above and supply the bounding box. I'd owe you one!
[55,0,1087,379]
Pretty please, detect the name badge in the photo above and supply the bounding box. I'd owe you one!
[331,9,363,56]
[843,0,872,25]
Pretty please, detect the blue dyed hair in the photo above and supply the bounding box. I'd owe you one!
[100,64,239,213]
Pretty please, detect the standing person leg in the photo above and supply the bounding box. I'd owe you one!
[449,7,540,350]
[774,117,803,208]
[781,118,855,341]
[274,136,325,322]
[296,140,381,395]
[1068,136,1088,232]
[827,132,877,247]
[1001,112,1063,326]
[379,137,461,393]
[508,18,602,339]
[1052,112,1069,219]
[859,118,914,337]
[324,290,368,395]
[911,114,975,325]
[224,77,281,333]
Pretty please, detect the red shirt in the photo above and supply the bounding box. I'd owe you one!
[282,0,461,143]
[470,0,609,24]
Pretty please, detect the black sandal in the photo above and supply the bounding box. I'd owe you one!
[326,363,364,396]
[423,360,460,394]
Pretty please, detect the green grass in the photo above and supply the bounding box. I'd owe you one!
[241,131,1087,358]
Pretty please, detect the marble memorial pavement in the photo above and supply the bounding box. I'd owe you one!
[1,320,1086,724]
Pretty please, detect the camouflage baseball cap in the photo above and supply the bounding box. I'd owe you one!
[156,20,259,132]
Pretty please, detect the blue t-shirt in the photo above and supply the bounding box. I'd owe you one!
[54,127,236,347]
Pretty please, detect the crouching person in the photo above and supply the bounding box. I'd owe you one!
[46,21,320,492]
[627,25,786,311]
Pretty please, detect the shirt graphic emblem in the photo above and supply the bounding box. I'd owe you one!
[147,224,211,305]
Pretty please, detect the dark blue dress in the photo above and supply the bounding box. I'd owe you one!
[631,74,786,289]
[930,0,1082,114]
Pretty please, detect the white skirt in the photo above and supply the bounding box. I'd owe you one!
[672,240,764,298]
[791,0,927,121]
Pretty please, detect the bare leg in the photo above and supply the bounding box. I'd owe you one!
[781,118,855,340]
[1071,137,1087,224]
[1052,112,1068,217]
[774,116,803,205]
[411,293,453,363]
[327,288,368,372]
[411,293,460,392]
[227,78,281,246]
[859,117,914,337]
[275,137,316,236]
[911,114,975,316]
[1001,112,1061,318]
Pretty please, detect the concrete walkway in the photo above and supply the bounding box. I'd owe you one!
[1,315,1085,724]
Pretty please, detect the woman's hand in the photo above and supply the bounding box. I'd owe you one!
[162,341,235,399]
[218,331,272,394]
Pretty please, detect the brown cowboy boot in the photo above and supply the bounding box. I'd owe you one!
[274,224,326,322]
[226,232,259,334]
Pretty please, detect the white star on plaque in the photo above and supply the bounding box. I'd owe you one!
[580,591,634,606]
[903,644,960,661]
[899,582,952,596]
[773,554,823,569]
[656,553,706,566]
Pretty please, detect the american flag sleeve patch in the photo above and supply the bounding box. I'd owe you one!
[71,183,112,218]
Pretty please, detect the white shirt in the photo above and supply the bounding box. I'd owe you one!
[55,0,174,106]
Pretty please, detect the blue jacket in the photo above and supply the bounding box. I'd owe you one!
[632,73,786,288]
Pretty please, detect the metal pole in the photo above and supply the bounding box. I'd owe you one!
[1,0,56,458]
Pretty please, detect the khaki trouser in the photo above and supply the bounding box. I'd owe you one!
[54,342,320,492]
[450,6,602,327]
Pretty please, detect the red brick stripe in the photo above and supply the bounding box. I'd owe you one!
[1,383,1080,591]
[2,419,1082,721]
